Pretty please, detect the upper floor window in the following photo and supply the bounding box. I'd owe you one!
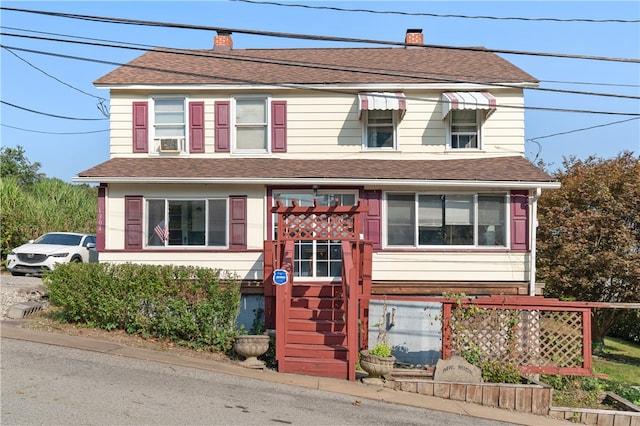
[153,98,186,153]
[441,92,497,151]
[386,192,507,248]
[450,110,479,149]
[358,92,406,151]
[234,97,268,153]
[364,110,397,149]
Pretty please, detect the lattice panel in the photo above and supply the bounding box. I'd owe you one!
[278,213,356,240]
[450,307,584,369]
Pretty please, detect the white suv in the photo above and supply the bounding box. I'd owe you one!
[6,232,97,276]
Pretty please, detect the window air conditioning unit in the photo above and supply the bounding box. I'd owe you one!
[159,138,181,153]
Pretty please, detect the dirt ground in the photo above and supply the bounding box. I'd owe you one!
[22,313,234,364]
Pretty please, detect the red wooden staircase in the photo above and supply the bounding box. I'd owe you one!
[264,199,373,381]
[279,280,349,379]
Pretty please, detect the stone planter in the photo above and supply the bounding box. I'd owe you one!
[234,335,270,369]
[360,350,395,383]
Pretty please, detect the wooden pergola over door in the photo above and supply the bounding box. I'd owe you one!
[266,198,370,380]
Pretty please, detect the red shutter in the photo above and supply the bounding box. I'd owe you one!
[214,101,230,152]
[271,100,287,153]
[125,196,143,250]
[229,196,247,250]
[97,185,106,251]
[132,102,148,153]
[361,190,382,250]
[510,190,529,251]
[189,101,205,153]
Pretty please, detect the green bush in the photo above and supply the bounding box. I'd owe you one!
[45,263,242,352]
[478,360,522,384]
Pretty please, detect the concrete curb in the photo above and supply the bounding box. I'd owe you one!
[0,320,571,426]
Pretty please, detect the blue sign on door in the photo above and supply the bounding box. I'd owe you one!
[273,269,288,285]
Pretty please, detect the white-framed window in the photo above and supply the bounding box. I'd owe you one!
[449,110,480,149]
[152,96,187,154]
[146,198,227,247]
[363,109,398,150]
[233,96,269,153]
[385,192,507,247]
[272,191,358,279]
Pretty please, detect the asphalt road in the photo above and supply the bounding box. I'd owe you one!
[1,338,516,426]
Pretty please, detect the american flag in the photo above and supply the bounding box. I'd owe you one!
[154,221,169,242]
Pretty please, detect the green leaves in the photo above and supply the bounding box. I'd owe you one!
[45,263,242,352]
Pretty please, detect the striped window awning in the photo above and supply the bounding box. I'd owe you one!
[358,92,407,119]
[441,92,497,119]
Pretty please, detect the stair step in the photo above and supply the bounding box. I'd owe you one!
[280,357,348,379]
[289,307,345,321]
[287,318,345,332]
[290,297,344,310]
[285,343,348,359]
[291,282,343,298]
[287,330,346,346]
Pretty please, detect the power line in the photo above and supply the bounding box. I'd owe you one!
[1,100,108,121]
[233,0,640,24]
[1,123,109,135]
[540,79,640,89]
[3,43,638,117]
[526,117,640,161]
[3,32,640,102]
[2,6,638,63]
[2,46,110,117]
[528,117,640,142]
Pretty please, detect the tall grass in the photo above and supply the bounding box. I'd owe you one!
[0,176,97,260]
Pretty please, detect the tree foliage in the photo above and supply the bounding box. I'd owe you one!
[1,145,44,186]
[536,152,640,343]
[0,148,97,261]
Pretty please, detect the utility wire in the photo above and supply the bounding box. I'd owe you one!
[526,117,640,161]
[2,33,640,102]
[1,100,108,121]
[3,43,638,117]
[528,117,640,142]
[2,46,110,117]
[5,27,639,98]
[1,123,109,134]
[1,6,638,63]
[233,0,640,23]
[540,79,640,89]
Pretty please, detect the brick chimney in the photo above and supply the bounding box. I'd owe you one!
[214,30,233,51]
[405,29,423,48]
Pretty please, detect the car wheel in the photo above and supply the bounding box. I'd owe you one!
[70,256,82,263]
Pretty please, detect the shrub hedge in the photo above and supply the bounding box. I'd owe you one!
[44,263,242,352]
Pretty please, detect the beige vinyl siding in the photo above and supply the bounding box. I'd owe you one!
[372,251,530,281]
[97,251,263,280]
[108,88,526,159]
[103,183,266,251]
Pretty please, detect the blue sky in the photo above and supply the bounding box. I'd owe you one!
[1,1,639,182]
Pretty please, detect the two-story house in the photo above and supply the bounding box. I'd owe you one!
[75,29,559,379]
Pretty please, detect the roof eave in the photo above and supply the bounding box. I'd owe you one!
[72,176,560,189]
[93,82,539,91]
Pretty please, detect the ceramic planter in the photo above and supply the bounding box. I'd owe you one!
[360,349,395,381]
[234,335,270,368]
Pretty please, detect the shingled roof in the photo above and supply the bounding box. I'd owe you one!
[94,46,538,86]
[77,156,556,186]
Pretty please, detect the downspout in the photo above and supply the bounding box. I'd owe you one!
[529,188,542,296]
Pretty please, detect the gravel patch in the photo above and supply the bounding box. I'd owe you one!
[0,273,48,320]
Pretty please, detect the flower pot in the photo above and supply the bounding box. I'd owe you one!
[359,349,395,381]
[234,335,270,368]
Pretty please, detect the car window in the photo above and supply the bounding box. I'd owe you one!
[36,233,83,246]
[84,236,96,247]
